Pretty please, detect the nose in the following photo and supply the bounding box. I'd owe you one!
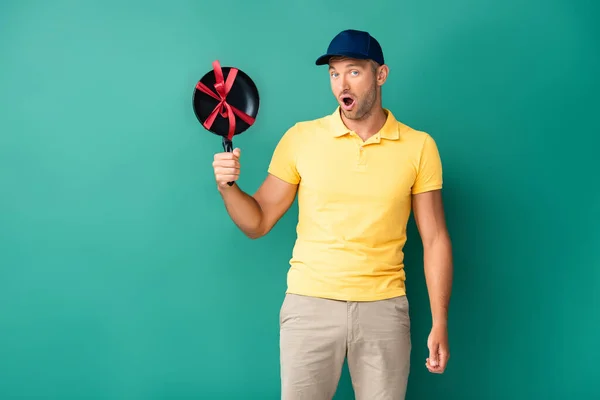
[339,75,350,91]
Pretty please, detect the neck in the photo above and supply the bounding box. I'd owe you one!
[341,106,387,141]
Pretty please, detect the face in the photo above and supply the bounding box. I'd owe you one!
[328,57,387,120]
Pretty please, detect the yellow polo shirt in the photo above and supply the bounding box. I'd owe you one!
[268,108,443,301]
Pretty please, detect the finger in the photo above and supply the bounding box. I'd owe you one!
[216,172,239,179]
[438,349,449,371]
[215,167,240,175]
[215,175,239,183]
[214,166,240,175]
[213,155,240,164]
[213,158,238,167]
[213,165,241,175]
[214,152,238,161]
[215,173,239,182]
[232,148,241,158]
[425,358,442,374]
[216,167,239,175]
[425,362,435,373]
[428,343,439,368]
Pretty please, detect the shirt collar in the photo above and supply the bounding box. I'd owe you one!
[329,107,400,140]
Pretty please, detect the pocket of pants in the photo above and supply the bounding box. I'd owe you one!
[392,295,411,330]
[279,294,290,326]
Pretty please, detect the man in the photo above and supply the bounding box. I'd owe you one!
[212,29,453,400]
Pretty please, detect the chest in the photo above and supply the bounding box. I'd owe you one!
[297,138,418,204]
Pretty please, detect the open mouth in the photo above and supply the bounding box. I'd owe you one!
[340,94,356,110]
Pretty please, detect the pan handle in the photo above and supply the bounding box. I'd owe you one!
[222,137,235,186]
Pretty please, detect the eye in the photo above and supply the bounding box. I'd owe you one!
[330,72,339,78]
[350,70,359,76]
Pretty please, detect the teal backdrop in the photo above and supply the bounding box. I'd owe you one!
[1,0,599,398]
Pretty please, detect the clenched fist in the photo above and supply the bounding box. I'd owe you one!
[213,148,241,188]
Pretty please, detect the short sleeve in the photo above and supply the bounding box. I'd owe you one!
[412,134,443,194]
[267,124,301,184]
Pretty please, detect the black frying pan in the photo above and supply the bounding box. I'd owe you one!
[192,60,260,186]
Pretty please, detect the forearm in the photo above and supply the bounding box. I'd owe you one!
[218,184,265,238]
[423,234,453,326]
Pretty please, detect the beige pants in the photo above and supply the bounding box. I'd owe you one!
[279,293,411,400]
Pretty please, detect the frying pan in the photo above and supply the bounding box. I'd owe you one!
[192,60,260,186]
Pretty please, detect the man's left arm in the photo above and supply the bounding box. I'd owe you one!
[412,189,453,374]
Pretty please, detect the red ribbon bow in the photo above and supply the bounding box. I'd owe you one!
[195,60,256,141]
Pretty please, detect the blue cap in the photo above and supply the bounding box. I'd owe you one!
[315,29,384,66]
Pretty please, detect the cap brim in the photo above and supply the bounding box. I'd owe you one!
[315,52,372,66]
[315,54,333,65]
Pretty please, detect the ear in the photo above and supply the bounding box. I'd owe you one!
[376,64,389,86]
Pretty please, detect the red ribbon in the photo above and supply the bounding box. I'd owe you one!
[195,60,256,141]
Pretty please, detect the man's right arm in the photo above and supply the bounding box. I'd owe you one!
[218,174,297,239]
[213,123,302,239]
[212,147,298,239]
